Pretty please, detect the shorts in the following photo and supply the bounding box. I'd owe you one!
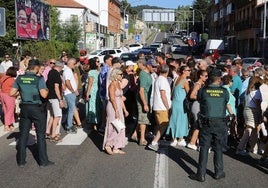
[48,99,62,117]
[137,102,151,125]
[154,110,169,127]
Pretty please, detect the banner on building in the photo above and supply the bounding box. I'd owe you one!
[15,0,50,40]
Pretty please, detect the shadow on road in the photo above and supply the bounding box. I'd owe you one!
[223,148,268,174]
[87,130,104,152]
[166,146,215,177]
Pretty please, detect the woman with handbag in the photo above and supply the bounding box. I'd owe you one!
[166,65,191,147]
[236,76,263,155]
[103,68,128,155]
[0,67,17,131]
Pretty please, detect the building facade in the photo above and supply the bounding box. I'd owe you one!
[108,0,121,48]
[210,0,267,58]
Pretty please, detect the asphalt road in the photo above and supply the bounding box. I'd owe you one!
[0,122,267,188]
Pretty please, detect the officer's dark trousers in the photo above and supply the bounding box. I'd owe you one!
[197,119,226,176]
[16,104,49,165]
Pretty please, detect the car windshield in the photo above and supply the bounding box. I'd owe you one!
[90,50,102,55]
[243,58,257,65]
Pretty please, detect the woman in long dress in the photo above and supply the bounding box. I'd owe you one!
[103,68,128,155]
[167,65,191,147]
[85,58,101,130]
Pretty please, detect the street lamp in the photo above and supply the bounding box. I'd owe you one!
[190,7,204,33]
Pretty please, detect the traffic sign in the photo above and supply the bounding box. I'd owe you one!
[135,35,140,42]
[0,7,6,37]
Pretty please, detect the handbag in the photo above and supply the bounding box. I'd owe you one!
[183,98,191,113]
[111,118,125,132]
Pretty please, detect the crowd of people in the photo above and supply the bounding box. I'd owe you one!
[0,49,268,168]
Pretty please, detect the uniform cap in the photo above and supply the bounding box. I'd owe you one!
[28,59,40,67]
[209,69,222,77]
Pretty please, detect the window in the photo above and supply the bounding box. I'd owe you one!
[214,12,219,21]
[220,8,224,18]
[226,3,232,15]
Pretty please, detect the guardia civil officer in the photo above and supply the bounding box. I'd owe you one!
[10,59,54,168]
[189,69,233,182]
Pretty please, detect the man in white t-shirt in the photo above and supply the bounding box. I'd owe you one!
[1,54,13,72]
[63,58,78,134]
[148,64,171,151]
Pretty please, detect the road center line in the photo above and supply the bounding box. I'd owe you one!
[154,147,169,188]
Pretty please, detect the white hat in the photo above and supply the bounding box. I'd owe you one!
[125,60,136,66]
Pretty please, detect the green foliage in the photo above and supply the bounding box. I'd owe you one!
[0,0,17,57]
[22,40,74,62]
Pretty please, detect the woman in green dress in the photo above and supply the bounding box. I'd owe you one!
[85,57,101,130]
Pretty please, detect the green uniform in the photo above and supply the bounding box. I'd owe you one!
[196,84,229,178]
[13,72,49,166]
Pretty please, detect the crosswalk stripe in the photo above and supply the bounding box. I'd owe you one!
[8,128,89,146]
[56,128,88,146]
[0,123,19,137]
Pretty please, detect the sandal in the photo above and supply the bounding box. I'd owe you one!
[139,140,148,146]
[45,133,51,139]
[113,149,126,155]
[4,126,10,131]
[104,146,113,155]
[50,136,62,143]
[9,125,15,131]
[76,124,83,129]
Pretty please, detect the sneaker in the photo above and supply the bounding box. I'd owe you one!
[148,143,159,151]
[66,127,77,134]
[170,140,178,147]
[187,143,198,151]
[235,150,249,156]
[177,139,187,147]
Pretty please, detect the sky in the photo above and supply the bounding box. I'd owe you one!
[133,0,194,9]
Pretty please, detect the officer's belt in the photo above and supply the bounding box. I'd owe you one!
[20,103,42,106]
[203,117,226,122]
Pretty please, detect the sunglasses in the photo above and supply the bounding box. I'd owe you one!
[50,62,55,65]
[203,75,208,77]
[118,73,123,76]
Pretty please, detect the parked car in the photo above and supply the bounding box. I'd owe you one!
[242,57,268,67]
[88,48,123,63]
[141,47,158,56]
[120,53,138,62]
[216,54,238,64]
[154,41,164,49]
[150,43,162,52]
[171,44,182,53]
[128,43,143,52]
[162,37,174,45]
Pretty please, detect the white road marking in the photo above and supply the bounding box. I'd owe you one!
[0,123,19,137]
[56,128,88,145]
[154,146,169,188]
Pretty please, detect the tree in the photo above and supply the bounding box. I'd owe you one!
[0,0,17,58]
[60,16,82,56]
